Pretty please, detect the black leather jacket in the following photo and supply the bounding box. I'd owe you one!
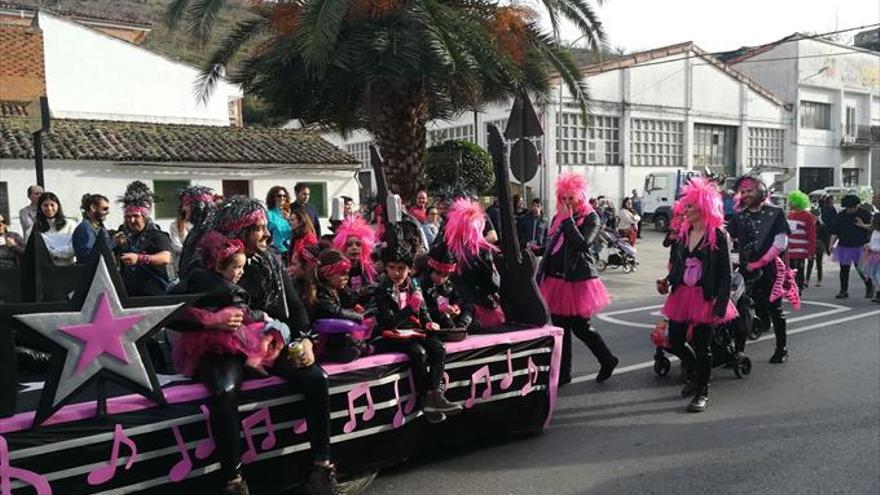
[374,276,432,334]
[541,212,602,281]
[666,228,732,312]
[314,286,364,323]
[419,272,474,329]
[451,250,501,308]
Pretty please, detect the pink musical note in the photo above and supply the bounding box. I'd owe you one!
[168,426,192,482]
[241,408,277,464]
[194,405,215,461]
[88,424,138,485]
[403,371,417,415]
[520,357,539,397]
[500,349,514,390]
[442,371,450,391]
[343,383,377,434]
[0,435,52,495]
[293,419,308,435]
[465,365,492,409]
[392,378,407,428]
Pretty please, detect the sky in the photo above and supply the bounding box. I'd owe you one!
[552,0,879,53]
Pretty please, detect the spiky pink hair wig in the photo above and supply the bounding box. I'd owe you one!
[676,177,724,249]
[444,198,498,271]
[549,172,596,238]
[332,215,378,281]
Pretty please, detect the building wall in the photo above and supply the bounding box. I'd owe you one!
[0,23,45,100]
[0,159,359,233]
[37,11,242,126]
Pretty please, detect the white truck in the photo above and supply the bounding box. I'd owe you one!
[641,170,698,231]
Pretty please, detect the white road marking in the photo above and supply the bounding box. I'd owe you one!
[571,309,880,384]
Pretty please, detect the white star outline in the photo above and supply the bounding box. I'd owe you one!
[13,257,182,407]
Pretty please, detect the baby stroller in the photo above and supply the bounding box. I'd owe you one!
[596,227,638,273]
[652,271,753,379]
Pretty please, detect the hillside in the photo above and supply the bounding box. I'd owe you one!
[12,0,252,67]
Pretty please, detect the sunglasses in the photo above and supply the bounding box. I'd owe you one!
[276,193,288,198]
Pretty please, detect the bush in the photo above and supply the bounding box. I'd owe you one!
[425,140,494,199]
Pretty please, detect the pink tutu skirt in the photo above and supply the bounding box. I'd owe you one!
[474,304,506,328]
[173,322,281,377]
[540,276,611,318]
[662,285,738,325]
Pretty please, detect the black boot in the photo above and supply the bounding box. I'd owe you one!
[769,347,788,364]
[572,319,618,383]
[557,319,573,386]
[305,463,340,495]
[865,279,875,299]
[872,293,880,304]
[835,267,850,299]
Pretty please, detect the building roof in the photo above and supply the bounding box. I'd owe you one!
[0,116,359,169]
[579,41,786,107]
[0,1,152,30]
[0,101,28,117]
[719,32,880,65]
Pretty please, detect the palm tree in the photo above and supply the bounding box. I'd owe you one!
[168,0,605,200]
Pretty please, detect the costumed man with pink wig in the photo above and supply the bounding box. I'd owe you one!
[656,178,737,412]
[436,197,505,330]
[538,173,618,385]
[727,175,791,364]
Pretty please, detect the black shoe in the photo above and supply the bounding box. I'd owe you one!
[305,464,340,495]
[687,394,709,413]
[559,373,572,386]
[872,294,880,304]
[424,411,446,424]
[422,390,463,415]
[680,381,698,398]
[835,291,849,299]
[222,475,250,495]
[769,348,788,364]
[596,356,619,383]
[865,285,875,299]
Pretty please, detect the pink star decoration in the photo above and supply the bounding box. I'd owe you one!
[59,292,143,374]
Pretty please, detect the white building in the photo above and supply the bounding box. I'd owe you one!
[725,34,880,192]
[328,42,790,215]
[1,11,360,231]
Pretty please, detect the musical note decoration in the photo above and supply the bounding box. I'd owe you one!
[88,424,138,485]
[465,366,492,409]
[293,419,308,435]
[343,383,376,433]
[194,405,215,460]
[168,426,192,482]
[241,408,278,464]
[0,235,190,427]
[500,350,514,390]
[0,434,52,495]
[520,357,539,396]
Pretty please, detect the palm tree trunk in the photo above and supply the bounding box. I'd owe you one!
[367,80,428,202]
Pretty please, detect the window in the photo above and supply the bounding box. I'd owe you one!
[345,141,372,170]
[152,180,190,219]
[630,118,684,167]
[749,127,785,168]
[427,124,474,146]
[799,101,831,130]
[556,112,620,166]
[0,181,8,222]
[693,124,737,176]
[297,182,327,217]
[842,169,860,187]
[222,180,249,198]
[845,107,857,137]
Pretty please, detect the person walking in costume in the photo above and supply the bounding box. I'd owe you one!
[830,194,874,299]
[657,178,737,412]
[538,172,618,385]
[786,191,816,293]
[861,213,880,304]
[114,182,173,296]
[727,175,790,364]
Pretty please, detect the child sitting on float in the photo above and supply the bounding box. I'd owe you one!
[373,239,462,423]
[417,243,473,342]
[332,215,379,305]
[172,231,288,377]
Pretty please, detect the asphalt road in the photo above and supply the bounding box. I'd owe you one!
[366,232,880,495]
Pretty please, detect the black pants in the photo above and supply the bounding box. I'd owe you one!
[752,263,786,350]
[197,352,331,480]
[375,334,446,394]
[789,258,806,292]
[668,321,713,393]
[839,263,871,293]
[551,315,615,379]
[806,240,825,285]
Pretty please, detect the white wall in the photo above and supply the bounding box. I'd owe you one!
[0,160,359,233]
[39,12,242,126]
[731,42,799,103]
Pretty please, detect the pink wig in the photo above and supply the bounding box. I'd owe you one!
[444,198,498,271]
[549,172,595,237]
[200,231,245,270]
[676,177,724,249]
[331,215,378,282]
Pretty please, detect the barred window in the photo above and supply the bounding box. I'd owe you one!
[799,101,831,130]
[630,118,684,167]
[345,141,372,170]
[555,112,620,166]
[748,128,784,168]
[427,124,474,146]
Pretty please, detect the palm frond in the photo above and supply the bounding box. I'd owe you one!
[528,25,591,120]
[164,0,192,28]
[294,0,351,75]
[185,0,228,45]
[196,15,271,101]
[555,0,606,51]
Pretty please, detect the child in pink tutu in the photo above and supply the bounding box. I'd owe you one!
[656,177,737,413]
[538,172,618,385]
[173,231,287,377]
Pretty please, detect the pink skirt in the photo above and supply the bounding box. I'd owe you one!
[662,285,738,325]
[474,304,506,328]
[173,322,280,377]
[540,276,611,318]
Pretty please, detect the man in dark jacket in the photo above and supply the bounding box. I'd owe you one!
[292,183,322,237]
[517,198,547,253]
